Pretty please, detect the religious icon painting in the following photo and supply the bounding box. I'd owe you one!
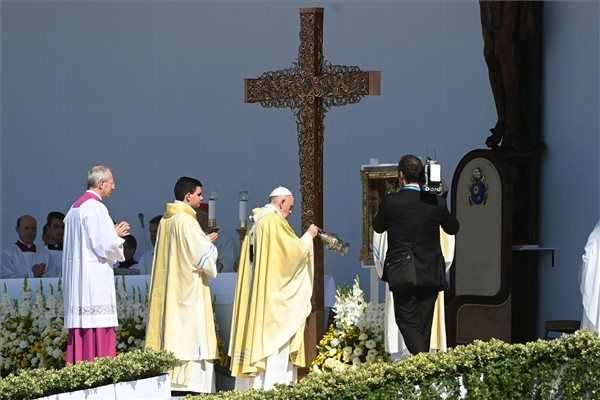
[468,167,488,206]
[360,164,399,264]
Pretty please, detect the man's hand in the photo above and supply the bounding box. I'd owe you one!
[208,232,219,242]
[32,263,46,278]
[115,221,130,237]
[306,224,320,238]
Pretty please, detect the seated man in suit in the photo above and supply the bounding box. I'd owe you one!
[373,154,459,354]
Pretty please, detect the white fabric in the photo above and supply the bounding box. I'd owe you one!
[62,191,125,329]
[581,221,600,333]
[444,231,456,282]
[373,231,411,358]
[269,186,293,198]
[137,248,154,275]
[43,248,63,277]
[0,243,50,279]
[234,342,296,391]
[171,360,215,393]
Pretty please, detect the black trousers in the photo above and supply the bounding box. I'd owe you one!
[391,287,439,355]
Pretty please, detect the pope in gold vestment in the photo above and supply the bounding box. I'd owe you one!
[228,202,314,388]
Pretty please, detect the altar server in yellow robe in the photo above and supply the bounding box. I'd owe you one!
[145,176,219,395]
[229,186,320,390]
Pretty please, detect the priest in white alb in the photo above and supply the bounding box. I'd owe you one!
[63,165,130,363]
[581,221,600,334]
[373,228,455,359]
[145,177,219,395]
[229,186,320,390]
[1,215,49,279]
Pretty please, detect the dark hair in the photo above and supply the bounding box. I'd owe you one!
[149,215,162,225]
[398,154,424,184]
[174,177,203,201]
[46,211,65,225]
[123,234,137,249]
[42,224,49,236]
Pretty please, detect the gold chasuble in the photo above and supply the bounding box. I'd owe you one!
[146,201,218,374]
[229,205,314,378]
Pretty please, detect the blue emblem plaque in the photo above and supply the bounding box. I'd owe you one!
[468,168,488,206]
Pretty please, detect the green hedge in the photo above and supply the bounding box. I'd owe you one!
[0,349,179,400]
[194,330,600,400]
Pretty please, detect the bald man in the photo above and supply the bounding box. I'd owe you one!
[1,215,50,278]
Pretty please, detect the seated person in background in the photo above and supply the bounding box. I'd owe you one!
[115,234,138,271]
[1,215,49,278]
[42,224,50,246]
[138,215,161,275]
[43,211,65,277]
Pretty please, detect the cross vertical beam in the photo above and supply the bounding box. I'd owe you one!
[296,8,325,368]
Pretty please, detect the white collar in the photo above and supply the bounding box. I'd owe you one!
[16,240,35,249]
[264,203,283,217]
[174,200,196,212]
[402,183,421,191]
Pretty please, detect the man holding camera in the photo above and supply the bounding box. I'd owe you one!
[373,155,459,354]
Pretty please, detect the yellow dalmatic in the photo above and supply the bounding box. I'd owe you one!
[228,205,314,378]
[146,201,218,368]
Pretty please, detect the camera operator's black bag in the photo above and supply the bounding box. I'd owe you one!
[383,242,445,292]
[382,243,418,292]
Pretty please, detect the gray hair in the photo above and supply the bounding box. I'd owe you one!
[86,165,112,189]
[270,195,289,204]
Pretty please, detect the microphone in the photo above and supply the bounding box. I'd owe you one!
[138,213,145,229]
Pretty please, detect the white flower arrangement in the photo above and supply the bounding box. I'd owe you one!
[312,277,388,374]
[0,278,147,376]
[115,278,147,352]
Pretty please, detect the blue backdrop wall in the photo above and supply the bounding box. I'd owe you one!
[2,1,598,337]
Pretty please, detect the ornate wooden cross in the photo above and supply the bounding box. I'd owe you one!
[244,7,381,365]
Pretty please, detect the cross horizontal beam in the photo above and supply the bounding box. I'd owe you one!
[245,70,380,107]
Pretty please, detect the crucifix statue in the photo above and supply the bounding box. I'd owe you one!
[244,7,381,366]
